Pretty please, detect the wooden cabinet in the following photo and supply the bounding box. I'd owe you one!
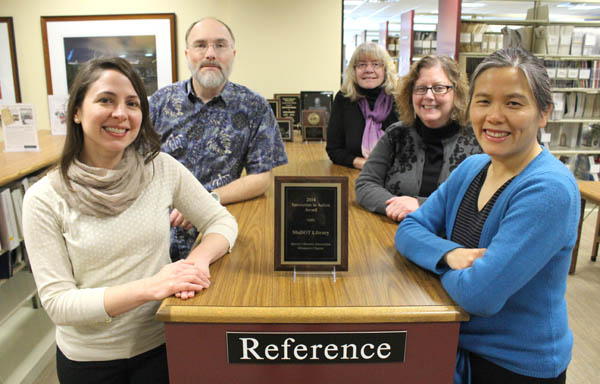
[0,131,64,384]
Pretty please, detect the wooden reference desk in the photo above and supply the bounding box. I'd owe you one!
[0,130,65,185]
[570,180,600,274]
[0,130,63,384]
[157,138,468,383]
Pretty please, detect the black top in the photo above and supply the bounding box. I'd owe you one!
[417,118,460,197]
[325,89,398,168]
[451,163,513,248]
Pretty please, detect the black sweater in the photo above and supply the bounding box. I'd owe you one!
[325,89,398,168]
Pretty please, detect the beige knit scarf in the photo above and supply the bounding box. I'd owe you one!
[49,148,150,217]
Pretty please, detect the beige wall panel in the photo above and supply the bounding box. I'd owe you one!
[0,0,341,140]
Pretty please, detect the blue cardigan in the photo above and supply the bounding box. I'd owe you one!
[395,148,579,380]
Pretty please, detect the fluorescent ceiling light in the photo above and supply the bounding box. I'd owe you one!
[345,1,364,5]
[557,2,600,10]
[462,2,486,8]
[572,5,600,10]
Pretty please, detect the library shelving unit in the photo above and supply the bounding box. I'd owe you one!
[0,131,64,384]
[458,17,600,175]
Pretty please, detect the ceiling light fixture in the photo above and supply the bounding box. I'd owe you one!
[462,2,486,8]
[557,2,600,10]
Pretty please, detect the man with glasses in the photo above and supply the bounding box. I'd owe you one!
[150,18,288,261]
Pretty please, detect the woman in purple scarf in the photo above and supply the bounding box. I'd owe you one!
[355,55,481,221]
[326,42,398,169]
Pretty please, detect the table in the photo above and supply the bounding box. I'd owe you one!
[157,137,468,383]
[570,180,600,274]
[0,130,65,185]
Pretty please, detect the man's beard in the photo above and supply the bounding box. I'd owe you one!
[188,60,233,89]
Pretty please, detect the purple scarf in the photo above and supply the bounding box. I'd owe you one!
[358,90,393,158]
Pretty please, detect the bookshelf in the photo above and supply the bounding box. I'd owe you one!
[458,14,600,179]
[0,130,64,384]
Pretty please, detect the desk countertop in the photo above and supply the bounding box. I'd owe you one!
[578,180,600,202]
[0,131,65,186]
[157,137,468,324]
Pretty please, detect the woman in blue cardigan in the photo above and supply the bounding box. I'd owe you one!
[395,47,579,383]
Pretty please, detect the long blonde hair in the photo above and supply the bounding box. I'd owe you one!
[341,42,398,102]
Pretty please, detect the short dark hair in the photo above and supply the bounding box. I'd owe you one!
[185,18,236,47]
[60,57,160,185]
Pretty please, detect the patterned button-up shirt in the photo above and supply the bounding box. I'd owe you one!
[150,79,288,259]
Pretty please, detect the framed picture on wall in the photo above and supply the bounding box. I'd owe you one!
[41,14,177,96]
[0,17,21,103]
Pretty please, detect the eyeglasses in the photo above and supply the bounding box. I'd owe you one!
[413,85,454,95]
[189,40,232,54]
[355,61,384,70]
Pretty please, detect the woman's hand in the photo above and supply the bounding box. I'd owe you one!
[170,208,193,230]
[385,196,419,221]
[104,260,210,317]
[444,248,486,270]
[353,157,366,169]
[147,259,210,301]
[175,258,211,300]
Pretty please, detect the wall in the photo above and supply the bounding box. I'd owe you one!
[0,0,342,139]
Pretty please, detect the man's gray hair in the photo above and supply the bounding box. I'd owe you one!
[469,47,552,116]
[185,18,236,47]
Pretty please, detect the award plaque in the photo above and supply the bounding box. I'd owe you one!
[267,99,280,118]
[274,176,348,271]
[274,93,301,126]
[300,91,333,115]
[301,109,327,141]
[277,117,294,142]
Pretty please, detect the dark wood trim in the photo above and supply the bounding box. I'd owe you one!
[40,13,177,95]
[1,17,21,102]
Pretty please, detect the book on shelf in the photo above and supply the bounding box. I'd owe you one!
[546,25,560,55]
[461,22,600,57]
[460,23,488,53]
[0,188,20,252]
[551,93,565,120]
[526,4,549,22]
[583,94,596,119]
[590,155,600,181]
[570,154,600,180]
[413,31,436,56]
[594,94,600,118]
[501,26,533,51]
[559,25,574,55]
[0,249,13,279]
[583,30,598,55]
[0,244,25,279]
[533,26,548,54]
[548,123,581,148]
[575,93,586,119]
[10,188,24,240]
[563,93,577,119]
[571,30,584,56]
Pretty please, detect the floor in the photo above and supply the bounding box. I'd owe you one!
[34,209,600,384]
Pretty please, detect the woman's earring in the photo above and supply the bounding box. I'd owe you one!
[74,116,80,124]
